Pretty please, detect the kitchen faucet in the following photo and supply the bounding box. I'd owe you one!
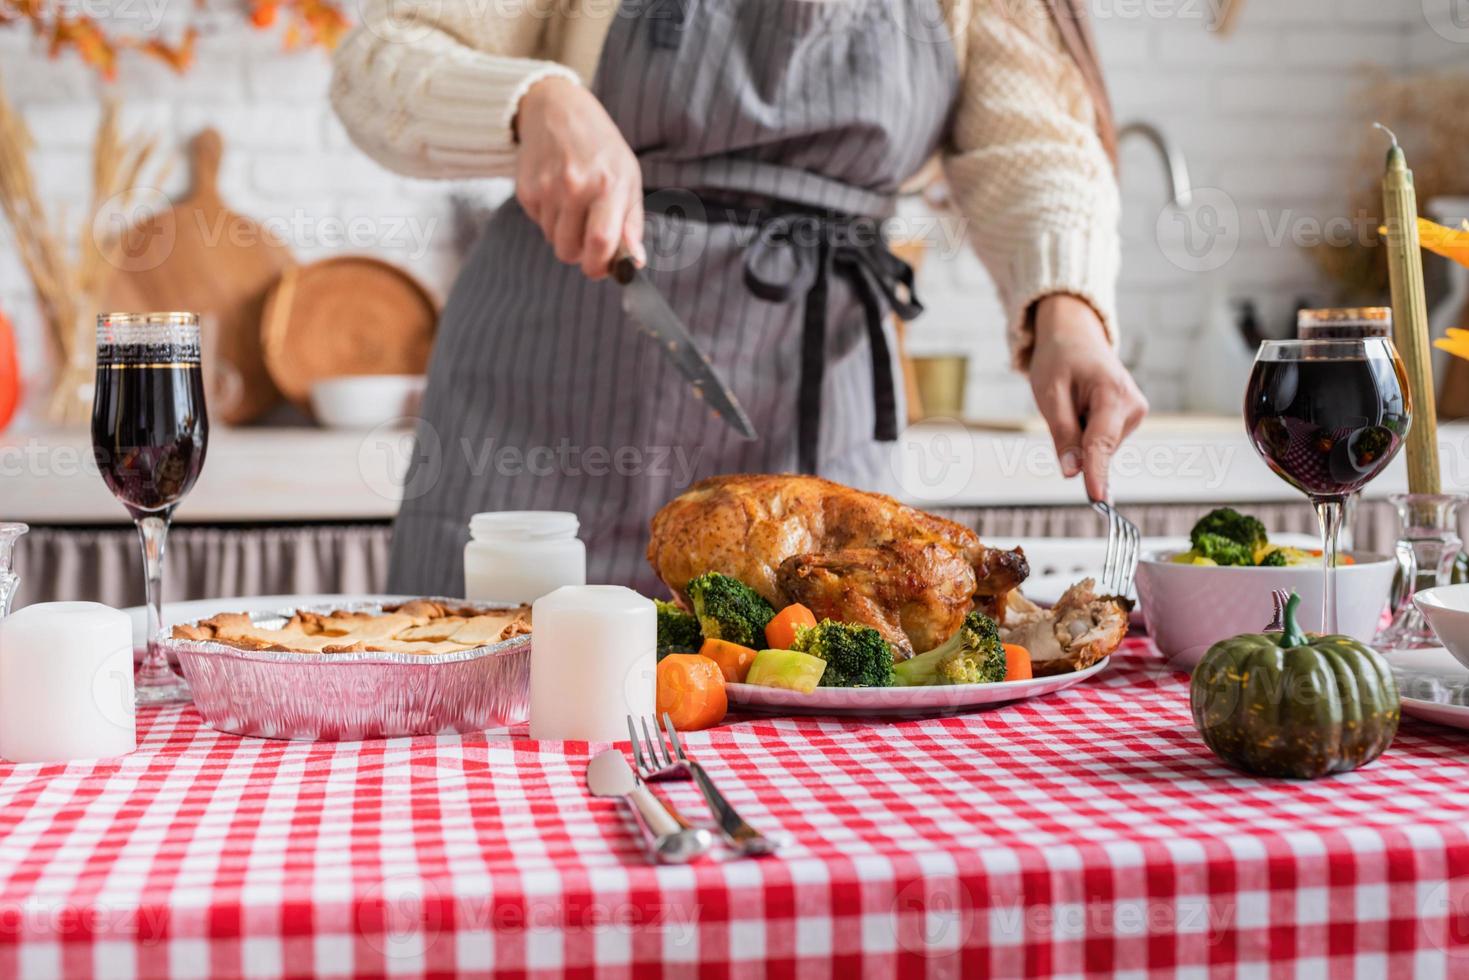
[1118,120,1193,210]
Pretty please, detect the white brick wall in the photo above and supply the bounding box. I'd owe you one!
[909,1,1469,418]
[2,4,1466,427]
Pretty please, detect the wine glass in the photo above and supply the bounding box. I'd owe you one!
[1295,306,1394,553]
[1244,338,1411,635]
[91,313,210,705]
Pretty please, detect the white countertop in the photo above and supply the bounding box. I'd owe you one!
[893,416,1469,508]
[6,417,1467,524]
[2,425,412,524]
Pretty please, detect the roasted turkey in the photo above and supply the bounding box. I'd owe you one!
[1000,579,1131,676]
[646,474,1028,657]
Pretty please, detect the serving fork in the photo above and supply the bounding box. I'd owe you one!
[627,714,786,856]
[1092,499,1141,596]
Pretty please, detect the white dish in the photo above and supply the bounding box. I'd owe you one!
[1388,645,1469,731]
[1009,534,1318,628]
[1415,584,1469,672]
[309,374,425,430]
[725,656,1109,717]
[1134,549,1397,670]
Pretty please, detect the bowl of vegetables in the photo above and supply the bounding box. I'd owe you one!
[1135,508,1397,669]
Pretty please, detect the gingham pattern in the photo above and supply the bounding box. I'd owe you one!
[4,640,1469,978]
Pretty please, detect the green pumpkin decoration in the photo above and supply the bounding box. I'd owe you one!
[1189,593,1399,779]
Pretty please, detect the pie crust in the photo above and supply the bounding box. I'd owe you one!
[170,599,532,655]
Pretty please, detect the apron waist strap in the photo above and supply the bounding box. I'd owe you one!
[658,196,923,474]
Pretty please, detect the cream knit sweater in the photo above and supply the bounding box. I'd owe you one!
[330,0,1121,363]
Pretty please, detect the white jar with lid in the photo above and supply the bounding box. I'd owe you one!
[464,511,586,605]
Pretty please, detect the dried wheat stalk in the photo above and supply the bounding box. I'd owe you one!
[0,73,165,423]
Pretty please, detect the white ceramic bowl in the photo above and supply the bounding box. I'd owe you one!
[1415,584,1469,671]
[1135,550,1397,669]
[309,375,426,430]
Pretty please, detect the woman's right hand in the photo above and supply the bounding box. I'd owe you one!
[515,76,645,280]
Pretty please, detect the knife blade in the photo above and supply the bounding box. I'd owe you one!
[585,750,712,864]
[611,253,758,440]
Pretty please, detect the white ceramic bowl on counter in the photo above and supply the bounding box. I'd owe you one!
[1415,585,1469,671]
[309,375,426,429]
[1135,551,1397,669]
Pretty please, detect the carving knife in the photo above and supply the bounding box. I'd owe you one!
[611,252,758,440]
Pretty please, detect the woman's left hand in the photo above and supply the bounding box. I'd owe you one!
[1028,294,1149,503]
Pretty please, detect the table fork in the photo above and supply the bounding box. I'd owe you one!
[627,714,787,856]
[1092,499,1141,596]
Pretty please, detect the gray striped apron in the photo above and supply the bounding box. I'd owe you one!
[389,0,959,596]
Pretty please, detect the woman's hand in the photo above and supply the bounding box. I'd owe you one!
[515,76,645,279]
[1028,294,1149,502]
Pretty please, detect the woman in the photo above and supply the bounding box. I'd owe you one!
[331,0,1147,595]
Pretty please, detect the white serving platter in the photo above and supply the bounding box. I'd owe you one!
[1389,646,1469,732]
[725,656,1109,717]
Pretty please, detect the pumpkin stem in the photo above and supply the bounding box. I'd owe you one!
[1280,591,1308,647]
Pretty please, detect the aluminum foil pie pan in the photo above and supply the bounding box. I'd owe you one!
[160,599,530,741]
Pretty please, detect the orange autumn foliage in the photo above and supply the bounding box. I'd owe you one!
[0,0,348,79]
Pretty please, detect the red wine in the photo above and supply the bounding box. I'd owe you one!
[91,344,209,518]
[1245,355,1409,499]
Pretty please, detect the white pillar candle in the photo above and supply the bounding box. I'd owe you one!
[0,602,136,763]
[529,585,655,741]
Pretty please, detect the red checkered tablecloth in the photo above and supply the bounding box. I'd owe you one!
[3,638,1469,978]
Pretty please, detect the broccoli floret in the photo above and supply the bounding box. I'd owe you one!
[655,599,703,659]
[791,620,894,688]
[893,611,1006,686]
[1256,549,1288,567]
[685,572,774,649]
[1192,531,1255,567]
[1191,507,1267,556]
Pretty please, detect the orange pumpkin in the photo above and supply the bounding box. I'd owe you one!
[0,310,19,434]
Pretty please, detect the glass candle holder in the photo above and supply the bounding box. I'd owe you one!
[1296,306,1393,340]
[1377,493,1469,650]
[0,523,27,617]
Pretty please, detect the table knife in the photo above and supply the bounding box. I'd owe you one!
[585,749,712,864]
[611,252,758,440]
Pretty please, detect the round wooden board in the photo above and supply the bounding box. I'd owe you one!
[261,256,439,408]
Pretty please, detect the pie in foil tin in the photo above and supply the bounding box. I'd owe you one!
[159,599,530,740]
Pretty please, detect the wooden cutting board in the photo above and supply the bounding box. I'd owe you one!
[260,256,438,410]
[99,128,290,424]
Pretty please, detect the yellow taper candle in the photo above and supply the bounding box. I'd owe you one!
[1376,123,1440,494]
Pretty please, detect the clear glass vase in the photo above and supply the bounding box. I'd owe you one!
[0,523,28,617]
[1377,493,1469,650]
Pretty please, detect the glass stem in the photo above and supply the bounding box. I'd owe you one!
[1312,496,1344,635]
[136,513,173,685]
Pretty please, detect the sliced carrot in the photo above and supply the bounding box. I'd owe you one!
[700,638,758,684]
[1309,549,1357,565]
[1003,643,1032,682]
[656,654,728,731]
[765,603,818,650]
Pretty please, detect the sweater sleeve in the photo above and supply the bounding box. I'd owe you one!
[941,0,1121,369]
[329,0,584,180]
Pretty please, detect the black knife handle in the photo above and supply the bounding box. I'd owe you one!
[611,248,639,285]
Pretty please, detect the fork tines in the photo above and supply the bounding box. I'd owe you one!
[1092,500,1140,596]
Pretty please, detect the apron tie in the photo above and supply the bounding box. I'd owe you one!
[741,211,924,474]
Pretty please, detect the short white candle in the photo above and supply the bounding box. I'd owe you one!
[0,602,136,763]
[529,585,655,741]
